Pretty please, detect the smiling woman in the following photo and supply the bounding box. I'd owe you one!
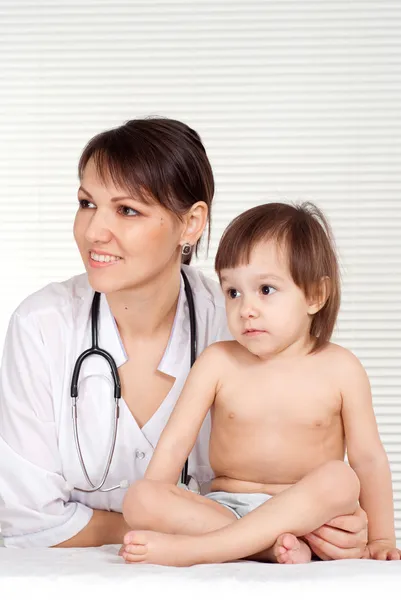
[0,117,367,559]
[74,118,213,296]
[77,118,213,263]
[0,117,229,549]
[74,157,191,295]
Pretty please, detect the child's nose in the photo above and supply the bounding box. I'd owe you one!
[239,299,259,319]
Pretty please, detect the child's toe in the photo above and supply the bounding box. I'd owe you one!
[126,544,147,555]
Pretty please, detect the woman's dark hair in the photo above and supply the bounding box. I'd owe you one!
[78,117,215,263]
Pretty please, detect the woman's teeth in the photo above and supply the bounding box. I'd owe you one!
[90,252,121,263]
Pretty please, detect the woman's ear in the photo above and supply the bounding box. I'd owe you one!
[180,202,208,246]
[307,276,331,315]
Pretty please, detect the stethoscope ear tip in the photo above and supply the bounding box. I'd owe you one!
[119,479,130,489]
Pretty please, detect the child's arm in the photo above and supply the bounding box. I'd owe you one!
[144,343,223,485]
[340,350,400,560]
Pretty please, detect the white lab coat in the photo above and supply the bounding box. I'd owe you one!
[0,266,231,548]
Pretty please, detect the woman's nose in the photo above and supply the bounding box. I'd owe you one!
[84,211,113,244]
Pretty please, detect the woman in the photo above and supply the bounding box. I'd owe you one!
[0,117,367,558]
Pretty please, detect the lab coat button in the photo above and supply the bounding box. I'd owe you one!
[135,450,145,459]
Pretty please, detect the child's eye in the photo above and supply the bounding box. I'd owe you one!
[227,288,241,299]
[118,206,139,217]
[78,199,95,209]
[261,285,277,296]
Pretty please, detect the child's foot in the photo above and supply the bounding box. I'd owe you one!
[122,530,202,567]
[273,533,312,564]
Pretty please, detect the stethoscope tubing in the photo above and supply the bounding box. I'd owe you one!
[70,269,196,493]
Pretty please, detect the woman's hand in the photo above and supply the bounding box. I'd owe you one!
[303,505,369,560]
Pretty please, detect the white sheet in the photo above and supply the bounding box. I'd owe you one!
[1,545,400,600]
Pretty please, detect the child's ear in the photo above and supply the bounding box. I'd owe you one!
[307,276,330,315]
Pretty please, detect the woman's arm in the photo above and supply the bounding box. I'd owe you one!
[0,311,94,548]
[54,510,130,548]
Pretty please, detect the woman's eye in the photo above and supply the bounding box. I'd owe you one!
[227,288,240,299]
[78,199,95,209]
[118,206,139,217]
[261,285,277,296]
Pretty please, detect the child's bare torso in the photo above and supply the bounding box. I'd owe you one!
[209,341,345,495]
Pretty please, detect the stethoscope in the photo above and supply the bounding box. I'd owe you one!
[70,269,197,493]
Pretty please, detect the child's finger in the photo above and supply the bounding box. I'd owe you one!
[372,549,388,561]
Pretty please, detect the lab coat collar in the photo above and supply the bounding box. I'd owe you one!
[98,273,190,378]
[157,273,190,378]
[98,293,128,369]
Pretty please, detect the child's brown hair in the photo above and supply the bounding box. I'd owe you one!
[215,202,341,352]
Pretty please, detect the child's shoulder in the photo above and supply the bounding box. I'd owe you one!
[319,342,366,375]
[199,340,244,364]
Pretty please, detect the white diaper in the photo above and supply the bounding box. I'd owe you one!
[205,491,272,519]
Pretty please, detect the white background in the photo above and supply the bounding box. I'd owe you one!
[0,0,400,543]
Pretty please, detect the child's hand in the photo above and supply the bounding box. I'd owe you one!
[367,540,401,560]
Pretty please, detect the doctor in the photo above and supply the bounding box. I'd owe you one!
[0,117,367,558]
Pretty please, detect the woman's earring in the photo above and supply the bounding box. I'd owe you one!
[181,242,192,256]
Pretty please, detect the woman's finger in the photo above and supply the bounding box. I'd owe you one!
[310,525,360,549]
[325,514,368,536]
[304,533,365,560]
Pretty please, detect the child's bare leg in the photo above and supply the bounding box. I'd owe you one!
[124,460,360,566]
[122,480,308,564]
[122,479,237,536]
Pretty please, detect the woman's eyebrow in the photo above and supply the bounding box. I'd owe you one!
[78,185,93,198]
[78,186,141,204]
[110,195,137,203]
